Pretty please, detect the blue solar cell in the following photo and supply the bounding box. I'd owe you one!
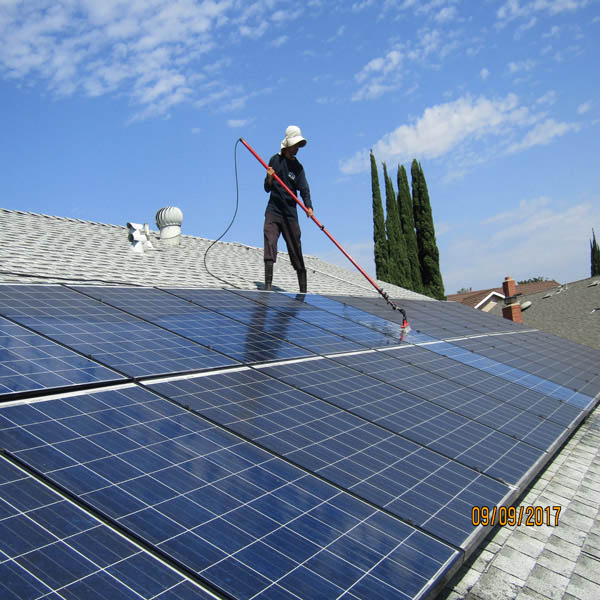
[285,293,414,339]
[0,386,460,600]
[451,333,600,394]
[72,286,314,364]
[0,315,124,398]
[383,345,584,428]
[164,288,367,355]
[424,340,595,409]
[232,290,404,349]
[0,285,237,377]
[0,456,215,599]
[149,368,510,547]
[279,353,547,481]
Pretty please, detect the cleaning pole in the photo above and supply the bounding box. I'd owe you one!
[239,137,409,330]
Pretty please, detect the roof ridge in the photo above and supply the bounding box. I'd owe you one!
[1,207,125,229]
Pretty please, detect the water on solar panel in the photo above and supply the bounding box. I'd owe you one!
[72,286,313,365]
[163,288,367,356]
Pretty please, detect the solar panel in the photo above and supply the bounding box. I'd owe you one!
[423,340,594,409]
[326,295,523,338]
[380,345,584,427]
[260,353,571,454]
[248,355,546,484]
[2,282,598,600]
[288,293,437,343]
[72,286,313,364]
[0,455,216,599]
[231,290,404,349]
[0,386,460,600]
[0,285,237,378]
[163,288,367,356]
[0,315,124,399]
[149,367,511,548]
[326,296,600,403]
[451,333,600,395]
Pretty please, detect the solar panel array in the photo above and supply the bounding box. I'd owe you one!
[1,284,599,600]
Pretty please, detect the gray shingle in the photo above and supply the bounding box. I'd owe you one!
[0,208,432,300]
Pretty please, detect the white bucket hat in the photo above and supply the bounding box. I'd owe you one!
[281,125,307,149]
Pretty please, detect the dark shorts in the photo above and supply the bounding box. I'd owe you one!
[263,212,305,272]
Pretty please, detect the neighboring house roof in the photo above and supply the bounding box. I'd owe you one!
[489,278,600,351]
[1,207,599,600]
[447,281,561,309]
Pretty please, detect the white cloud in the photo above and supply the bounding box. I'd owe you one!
[577,101,592,114]
[351,24,463,102]
[480,67,490,80]
[270,35,288,47]
[482,197,551,224]
[227,118,251,128]
[355,50,403,84]
[536,90,556,105]
[443,198,595,292]
[507,118,578,153]
[508,59,536,73]
[0,0,300,120]
[543,25,561,37]
[497,0,590,25]
[434,6,457,22]
[341,93,537,173]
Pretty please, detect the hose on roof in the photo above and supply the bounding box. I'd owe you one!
[201,139,243,290]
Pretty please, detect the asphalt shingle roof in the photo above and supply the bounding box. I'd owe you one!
[489,278,600,351]
[0,208,431,300]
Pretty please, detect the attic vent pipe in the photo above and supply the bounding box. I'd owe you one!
[127,222,153,253]
[156,207,183,246]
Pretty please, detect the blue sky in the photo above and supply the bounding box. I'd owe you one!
[1,0,599,294]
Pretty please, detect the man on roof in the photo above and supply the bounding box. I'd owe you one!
[263,125,313,293]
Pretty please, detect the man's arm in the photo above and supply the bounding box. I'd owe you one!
[295,169,313,216]
[264,156,276,192]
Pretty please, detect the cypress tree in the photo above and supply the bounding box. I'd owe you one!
[591,229,600,277]
[370,150,388,281]
[383,162,409,287]
[411,159,446,300]
[397,164,423,294]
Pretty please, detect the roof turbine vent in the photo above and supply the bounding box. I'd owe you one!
[155,207,183,246]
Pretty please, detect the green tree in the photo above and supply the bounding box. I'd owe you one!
[370,150,388,281]
[591,229,600,277]
[397,164,423,294]
[383,162,409,287]
[517,277,549,284]
[411,159,446,300]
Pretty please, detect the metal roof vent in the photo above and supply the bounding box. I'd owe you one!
[127,222,154,253]
[520,300,532,311]
[156,207,183,246]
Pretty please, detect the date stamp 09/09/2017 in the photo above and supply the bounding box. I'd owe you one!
[471,505,562,527]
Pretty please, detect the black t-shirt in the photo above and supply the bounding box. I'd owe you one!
[264,152,312,220]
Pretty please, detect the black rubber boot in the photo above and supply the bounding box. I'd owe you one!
[297,270,307,293]
[264,261,273,291]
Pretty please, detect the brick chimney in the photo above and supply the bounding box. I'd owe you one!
[501,276,522,324]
